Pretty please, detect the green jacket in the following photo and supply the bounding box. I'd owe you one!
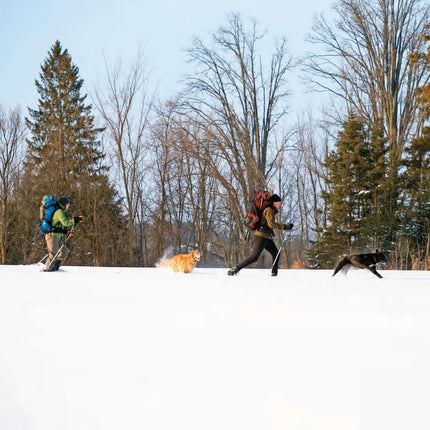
[48,204,74,239]
[255,205,285,239]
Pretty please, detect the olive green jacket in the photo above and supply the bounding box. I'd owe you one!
[47,205,74,239]
[254,205,285,239]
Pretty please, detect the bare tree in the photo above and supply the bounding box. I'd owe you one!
[305,0,430,163]
[93,49,152,265]
[149,101,183,259]
[180,13,294,260]
[149,102,223,265]
[294,115,330,241]
[0,106,25,263]
[175,121,226,264]
[270,112,331,267]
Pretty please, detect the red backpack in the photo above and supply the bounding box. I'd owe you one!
[244,191,271,231]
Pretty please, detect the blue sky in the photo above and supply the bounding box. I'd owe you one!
[1,0,332,113]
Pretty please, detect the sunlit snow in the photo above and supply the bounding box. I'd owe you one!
[1,264,429,429]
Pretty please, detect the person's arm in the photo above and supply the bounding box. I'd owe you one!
[56,209,74,229]
[265,208,284,231]
[265,208,293,232]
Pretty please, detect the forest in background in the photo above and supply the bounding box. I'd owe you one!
[1,1,430,270]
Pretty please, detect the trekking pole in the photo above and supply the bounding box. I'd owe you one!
[43,223,79,271]
[271,230,290,271]
[38,225,76,265]
[38,253,49,265]
[64,222,78,244]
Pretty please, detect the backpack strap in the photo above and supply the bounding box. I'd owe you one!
[49,208,69,234]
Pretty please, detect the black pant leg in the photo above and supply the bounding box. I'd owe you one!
[236,236,268,270]
[265,240,279,272]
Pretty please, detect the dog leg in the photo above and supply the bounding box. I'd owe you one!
[368,266,383,278]
[333,258,348,276]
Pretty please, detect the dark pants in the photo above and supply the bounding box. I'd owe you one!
[236,236,279,273]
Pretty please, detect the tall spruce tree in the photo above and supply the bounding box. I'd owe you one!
[400,116,430,269]
[24,40,125,266]
[402,129,430,248]
[308,113,388,268]
[26,41,101,192]
[398,27,430,269]
[365,119,390,249]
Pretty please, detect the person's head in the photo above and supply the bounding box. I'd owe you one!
[270,194,282,209]
[58,196,71,211]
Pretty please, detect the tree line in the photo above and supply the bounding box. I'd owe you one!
[0,2,429,269]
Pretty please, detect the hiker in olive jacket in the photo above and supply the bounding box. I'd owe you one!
[228,194,293,277]
[43,196,82,272]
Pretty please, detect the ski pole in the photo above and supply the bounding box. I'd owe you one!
[46,244,65,271]
[64,222,78,243]
[272,230,290,270]
[41,222,79,269]
[39,253,49,265]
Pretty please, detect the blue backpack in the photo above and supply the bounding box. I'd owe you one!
[39,194,60,235]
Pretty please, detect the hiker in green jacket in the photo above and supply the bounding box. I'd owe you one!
[42,197,83,272]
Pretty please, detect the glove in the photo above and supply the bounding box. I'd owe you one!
[67,230,75,238]
[74,215,85,224]
[282,223,293,231]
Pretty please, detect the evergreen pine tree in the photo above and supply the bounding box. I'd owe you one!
[401,126,430,265]
[26,41,102,192]
[23,40,125,266]
[398,29,430,268]
[365,119,390,249]
[308,113,388,268]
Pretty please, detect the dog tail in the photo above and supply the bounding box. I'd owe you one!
[333,257,349,277]
[156,246,175,268]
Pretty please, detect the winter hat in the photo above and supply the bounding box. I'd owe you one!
[270,194,281,202]
[58,196,70,207]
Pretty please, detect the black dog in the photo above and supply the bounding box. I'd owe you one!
[333,250,386,279]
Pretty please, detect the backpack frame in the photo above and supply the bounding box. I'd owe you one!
[244,191,271,231]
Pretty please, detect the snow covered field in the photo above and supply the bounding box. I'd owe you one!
[1,264,429,430]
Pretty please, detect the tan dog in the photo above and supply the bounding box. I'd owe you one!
[160,250,201,273]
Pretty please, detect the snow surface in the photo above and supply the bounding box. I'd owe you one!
[1,264,430,430]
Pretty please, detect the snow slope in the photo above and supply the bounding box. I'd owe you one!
[0,265,429,430]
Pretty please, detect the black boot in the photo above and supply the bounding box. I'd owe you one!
[227,267,239,276]
[52,260,62,271]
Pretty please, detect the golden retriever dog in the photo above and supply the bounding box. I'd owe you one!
[160,250,201,273]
